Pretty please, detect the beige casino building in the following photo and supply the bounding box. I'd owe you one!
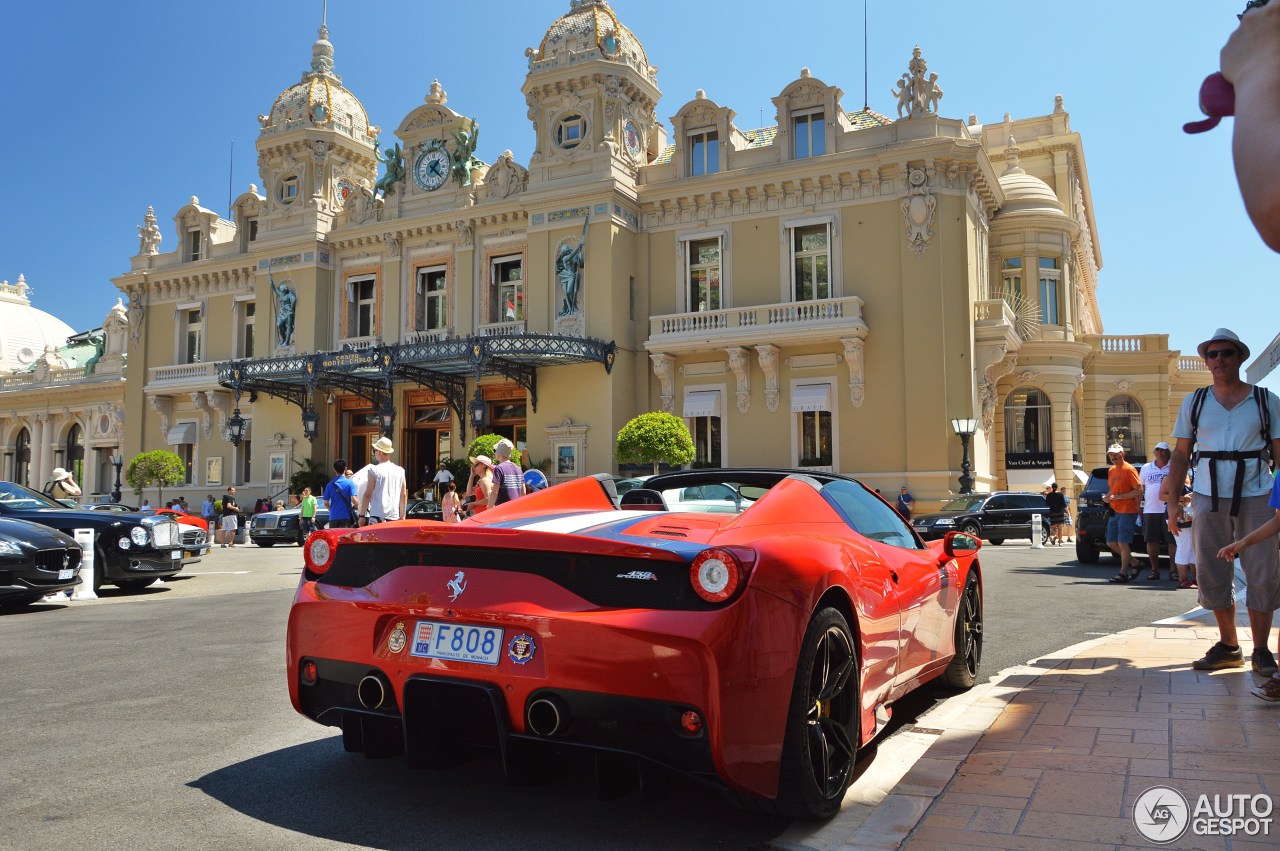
[96,0,1212,507]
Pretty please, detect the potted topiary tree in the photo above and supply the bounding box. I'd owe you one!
[616,412,695,475]
[125,450,187,508]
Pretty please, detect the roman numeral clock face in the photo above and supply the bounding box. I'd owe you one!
[414,148,451,191]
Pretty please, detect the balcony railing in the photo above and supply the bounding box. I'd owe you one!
[336,335,379,351]
[974,298,1017,325]
[1100,335,1146,353]
[1179,356,1208,372]
[148,362,218,385]
[479,319,527,337]
[407,329,448,345]
[649,296,865,347]
[0,366,87,388]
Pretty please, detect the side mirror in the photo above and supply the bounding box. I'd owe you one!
[943,530,981,559]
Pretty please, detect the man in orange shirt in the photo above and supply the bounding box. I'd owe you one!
[1104,443,1144,583]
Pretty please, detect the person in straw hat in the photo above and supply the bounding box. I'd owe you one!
[47,467,82,501]
[464,454,495,518]
[358,435,407,525]
[1164,328,1280,685]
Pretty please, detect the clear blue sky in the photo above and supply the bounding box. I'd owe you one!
[3,1,1276,386]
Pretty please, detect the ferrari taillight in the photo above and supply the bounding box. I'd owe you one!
[304,530,343,575]
[690,547,741,603]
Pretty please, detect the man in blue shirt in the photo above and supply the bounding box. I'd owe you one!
[322,458,358,528]
[895,486,915,520]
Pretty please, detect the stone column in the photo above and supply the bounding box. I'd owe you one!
[31,418,46,489]
[1045,378,1077,490]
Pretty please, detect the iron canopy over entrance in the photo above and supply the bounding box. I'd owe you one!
[216,333,616,443]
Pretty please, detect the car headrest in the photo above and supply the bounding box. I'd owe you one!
[619,488,668,510]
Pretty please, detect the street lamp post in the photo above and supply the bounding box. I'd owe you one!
[111,453,123,504]
[950,417,977,494]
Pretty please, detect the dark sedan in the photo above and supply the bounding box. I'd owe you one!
[0,516,83,606]
[0,482,183,591]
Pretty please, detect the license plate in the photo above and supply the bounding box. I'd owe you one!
[410,621,504,665]
[170,550,182,559]
[58,569,74,580]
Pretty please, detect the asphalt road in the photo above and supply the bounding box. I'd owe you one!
[0,539,1200,850]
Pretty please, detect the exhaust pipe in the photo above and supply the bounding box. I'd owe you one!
[357,674,388,709]
[527,695,570,737]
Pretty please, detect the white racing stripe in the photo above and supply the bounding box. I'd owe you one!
[501,511,631,535]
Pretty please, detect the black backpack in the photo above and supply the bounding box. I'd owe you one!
[1188,384,1275,515]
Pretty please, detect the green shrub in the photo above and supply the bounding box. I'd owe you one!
[616,412,695,475]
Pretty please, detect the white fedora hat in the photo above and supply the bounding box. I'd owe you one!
[371,436,395,454]
[1197,328,1250,361]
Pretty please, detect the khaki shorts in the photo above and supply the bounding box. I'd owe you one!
[1192,492,1280,612]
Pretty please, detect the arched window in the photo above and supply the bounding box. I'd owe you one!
[66,424,85,483]
[1105,395,1146,462]
[14,428,30,487]
[1005,387,1052,456]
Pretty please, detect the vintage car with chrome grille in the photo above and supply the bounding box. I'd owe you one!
[0,516,83,606]
[288,469,983,819]
[0,482,183,591]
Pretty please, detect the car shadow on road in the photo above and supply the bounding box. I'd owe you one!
[190,736,791,850]
[1010,558,1189,589]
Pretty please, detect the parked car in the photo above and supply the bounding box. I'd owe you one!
[0,516,83,606]
[0,482,182,591]
[252,499,445,546]
[1074,466,1169,565]
[911,491,1052,544]
[251,507,330,547]
[288,468,983,819]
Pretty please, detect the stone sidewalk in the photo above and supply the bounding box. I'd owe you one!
[779,580,1280,850]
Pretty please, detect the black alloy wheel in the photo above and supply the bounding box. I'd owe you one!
[774,607,859,819]
[959,521,981,539]
[943,572,983,688]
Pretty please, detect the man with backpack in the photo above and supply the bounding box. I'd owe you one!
[1162,328,1280,675]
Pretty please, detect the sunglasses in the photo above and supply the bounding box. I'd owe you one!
[1203,347,1240,360]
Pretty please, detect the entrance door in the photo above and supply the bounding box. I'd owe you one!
[343,409,383,473]
[408,407,451,498]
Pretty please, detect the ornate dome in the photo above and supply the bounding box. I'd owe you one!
[258,25,376,143]
[0,275,76,373]
[996,136,1064,215]
[529,0,653,80]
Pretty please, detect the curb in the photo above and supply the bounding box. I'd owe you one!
[773,563,1248,850]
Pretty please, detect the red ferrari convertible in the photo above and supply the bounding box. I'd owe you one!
[287,469,982,819]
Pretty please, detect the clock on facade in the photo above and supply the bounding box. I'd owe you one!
[414,147,451,191]
[623,120,642,158]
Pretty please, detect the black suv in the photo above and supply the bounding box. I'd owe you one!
[1075,467,1169,564]
[911,491,1052,544]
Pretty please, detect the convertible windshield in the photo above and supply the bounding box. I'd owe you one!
[940,495,989,512]
[0,481,66,510]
